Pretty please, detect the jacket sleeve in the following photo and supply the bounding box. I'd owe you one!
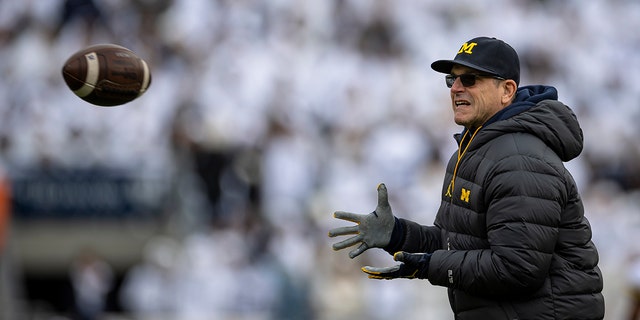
[428,151,565,296]
[384,217,442,255]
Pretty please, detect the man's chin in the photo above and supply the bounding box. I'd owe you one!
[454,118,467,127]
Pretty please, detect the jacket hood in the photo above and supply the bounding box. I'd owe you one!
[474,85,584,161]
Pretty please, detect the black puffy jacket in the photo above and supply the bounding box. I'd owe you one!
[392,86,604,319]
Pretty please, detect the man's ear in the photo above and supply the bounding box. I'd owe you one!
[502,79,518,105]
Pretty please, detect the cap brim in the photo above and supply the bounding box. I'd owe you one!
[430,59,498,76]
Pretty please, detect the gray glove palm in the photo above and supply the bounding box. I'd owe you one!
[361,251,431,280]
[328,183,395,259]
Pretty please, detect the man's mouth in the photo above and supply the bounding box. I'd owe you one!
[455,100,470,107]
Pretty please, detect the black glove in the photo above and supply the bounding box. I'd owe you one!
[361,251,431,280]
[328,183,395,259]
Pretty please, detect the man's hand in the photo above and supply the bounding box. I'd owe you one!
[328,183,395,259]
[361,251,431,280]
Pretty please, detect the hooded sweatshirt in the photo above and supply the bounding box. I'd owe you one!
[388,85,604,319]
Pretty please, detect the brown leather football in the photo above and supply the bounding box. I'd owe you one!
[62,44,151,106]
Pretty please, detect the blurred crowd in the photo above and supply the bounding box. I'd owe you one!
[1,0,640,319]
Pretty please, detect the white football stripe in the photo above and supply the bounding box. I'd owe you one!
[74,52,100,97]
[138,59,150,96]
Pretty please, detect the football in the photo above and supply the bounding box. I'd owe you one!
[61,44,151,107]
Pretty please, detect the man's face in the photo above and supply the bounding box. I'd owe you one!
[449,65,506,128]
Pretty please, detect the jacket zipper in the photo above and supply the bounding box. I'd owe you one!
[448,126,482,203]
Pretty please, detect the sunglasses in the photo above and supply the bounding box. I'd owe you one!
[445,73,505,88]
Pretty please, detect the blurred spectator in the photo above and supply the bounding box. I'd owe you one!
[69,249,114,320]
[119,235,180,315]
[53,0,114,43]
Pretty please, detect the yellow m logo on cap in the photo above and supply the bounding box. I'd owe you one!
[458,42,478,54]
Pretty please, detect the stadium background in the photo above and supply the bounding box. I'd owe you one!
[0,0,639,319]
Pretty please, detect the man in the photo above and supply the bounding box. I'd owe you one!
[328,37,604,319]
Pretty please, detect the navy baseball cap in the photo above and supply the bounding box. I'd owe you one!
[431,37,520,85]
